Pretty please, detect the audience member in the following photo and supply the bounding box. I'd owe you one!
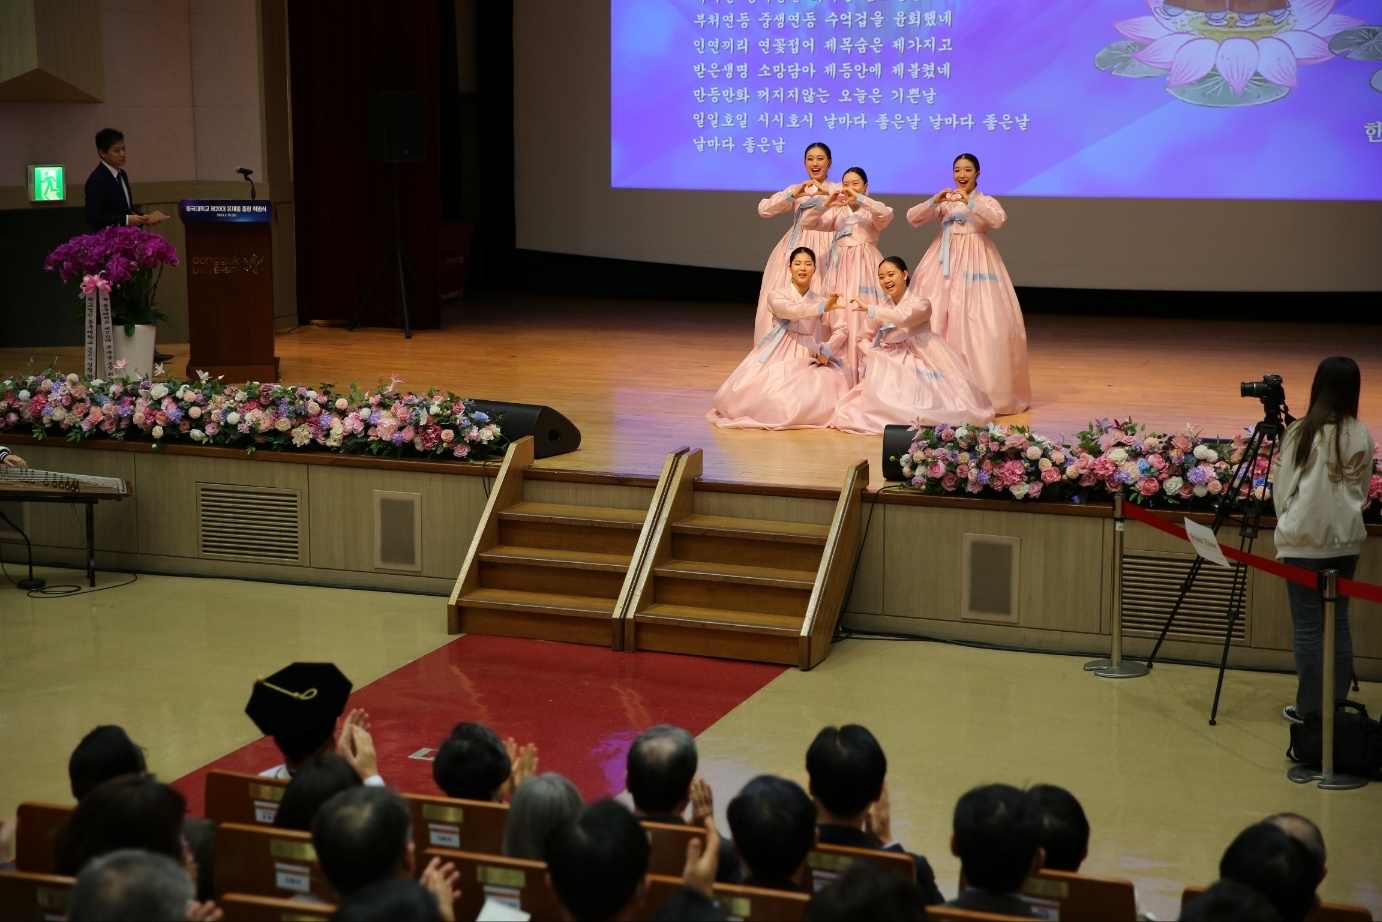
[1218,822,1319,922]
[726,775,816,892]
[945,783,1043,918]
[311,786,459,907]
[1028,783,1089,872]
[627,724,740,881]
[246,663,381,785]
[1264,812,1327,894]
[432,721,536,801]
[546,799,651,922]
[805,724,943,903]
[650,810,729,922]
[1179,879,1283,922]
[67,849,215,922]
[69,725,147,800]
[804,859,929,921]
[274,753,364,831]
[333,878,449,922]
[502,772,583,860]
[55,775,189,878]
[182,817,216,903]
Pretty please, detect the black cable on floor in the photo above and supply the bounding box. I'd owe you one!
[0,554,139,598]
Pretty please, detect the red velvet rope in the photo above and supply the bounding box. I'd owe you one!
[1119,501,1382,605]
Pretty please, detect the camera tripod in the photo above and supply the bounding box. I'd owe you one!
[1143,396,1291,725]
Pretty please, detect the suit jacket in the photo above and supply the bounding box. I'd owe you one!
[85,162,141,230]
[641,812,742,883]
[816,824,945,905]
[945,887,1038,918]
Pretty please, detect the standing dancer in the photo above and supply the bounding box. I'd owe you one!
[906,154,1031,415]
[799,167,893,386]
[709,247,849,430]
[832,257,994,435]
[754,143,838,343]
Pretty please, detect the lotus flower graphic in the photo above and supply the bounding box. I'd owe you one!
[1097,0,1369,105]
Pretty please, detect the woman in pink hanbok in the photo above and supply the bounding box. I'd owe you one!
[833,257,995,435]
[709,247,850,430]
[906,153,1031,415]
[799,166,893,387]
[754,143,839,343]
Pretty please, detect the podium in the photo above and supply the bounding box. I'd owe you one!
[180,199,281,382]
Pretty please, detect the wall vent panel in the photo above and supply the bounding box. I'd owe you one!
[961,533,1020,623]
[197,484,303,564]
[1122,551,1248,645]
[374,491,422,572]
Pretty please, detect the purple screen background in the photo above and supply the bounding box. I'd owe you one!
[611,0,1382,199]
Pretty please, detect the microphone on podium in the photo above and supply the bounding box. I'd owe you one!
[236,167,256,200]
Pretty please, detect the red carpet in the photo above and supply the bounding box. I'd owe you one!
[172,635,784,815]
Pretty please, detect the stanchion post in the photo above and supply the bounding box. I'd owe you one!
[1089,495,1148,679]
[1288,569,1368,790]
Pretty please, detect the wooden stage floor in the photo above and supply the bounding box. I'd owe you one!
[4,295,1377,491]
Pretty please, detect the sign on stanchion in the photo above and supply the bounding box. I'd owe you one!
[1287,569,1370,791]
[1084,495,1150,679]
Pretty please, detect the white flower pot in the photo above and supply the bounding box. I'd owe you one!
[110,323,157,380]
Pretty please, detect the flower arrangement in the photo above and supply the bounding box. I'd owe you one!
[897,422,1070,501]
[44,226,180,334]
[1065,418,1236,506]
[897,418,1382,515]
[0,366,504,461]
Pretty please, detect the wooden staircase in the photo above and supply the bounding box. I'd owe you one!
[623,450,868,668]
[447,439,868,668]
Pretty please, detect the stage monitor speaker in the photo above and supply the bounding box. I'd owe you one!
[471,401,581,460]
[882,424,913,481]
[366,91,424,163]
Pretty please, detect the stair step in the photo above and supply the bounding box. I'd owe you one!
[636,603,803,636]
[654,559,816,589]
[500,502,646,529]
[672,514,828,544]
[480,546,631,572]
[456,588,615,618]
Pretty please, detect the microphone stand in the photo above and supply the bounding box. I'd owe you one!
[0,509,46,590]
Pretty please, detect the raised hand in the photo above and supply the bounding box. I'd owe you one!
[793,181,820,199]
[934,188,952,202]
[420,857,461,922]
[850,298,869,313]
[187,901,223,922]
[823,292,847,311]
[838,187,858,206]
[682,816,721,899]
[510,742,538,791]
[337,723,379,780]
[689,777,714,825]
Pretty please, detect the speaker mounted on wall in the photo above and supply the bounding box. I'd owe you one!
[470,401,581,460]
[882,424,914,481]
[366,90,424,163]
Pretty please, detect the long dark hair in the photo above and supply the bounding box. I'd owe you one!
[1286,357,1361,471]
[788,246,817,265]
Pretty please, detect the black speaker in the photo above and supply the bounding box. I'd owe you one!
[366,91,424,163]
[471,401,581,460]
[882,424,914,481]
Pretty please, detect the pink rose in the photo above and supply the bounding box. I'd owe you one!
[927,461,946,479]
[1041,467,1060,484]
[966,480,984,494]
[941,473,959,491]
[955,464,970,478]
[1148,454,1167,471]
[1172,435,1193,451]
[1139,478,1160,496]
[1027,482,1043,499]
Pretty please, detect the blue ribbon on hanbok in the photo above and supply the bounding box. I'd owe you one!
[872,323,897,349]
[939,213,967,279]
[756,319,791,364]
[789,198,824,250]
[829,225,854,266]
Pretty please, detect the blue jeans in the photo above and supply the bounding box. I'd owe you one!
[1284,555,1357,718]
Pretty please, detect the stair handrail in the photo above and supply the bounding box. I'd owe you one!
[797,460,870,668]
[609,446,693,650]
[620,448,704,652]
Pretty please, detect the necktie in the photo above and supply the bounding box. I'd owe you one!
[119,172,131,209]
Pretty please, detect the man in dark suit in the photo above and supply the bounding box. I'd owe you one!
[84,128,171,360]
[806,724,945,904]
[944,784,1044,918]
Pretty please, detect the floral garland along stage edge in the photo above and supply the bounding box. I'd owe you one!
[897,418,1382,515]
[0,366,505,460]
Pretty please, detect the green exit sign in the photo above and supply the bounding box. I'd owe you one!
[28,164,66,202]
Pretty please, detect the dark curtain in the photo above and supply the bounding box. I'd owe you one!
[287,0,442,328]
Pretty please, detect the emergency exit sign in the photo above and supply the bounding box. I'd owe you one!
[28,164,65,202]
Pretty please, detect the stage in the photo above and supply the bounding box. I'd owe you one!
[3,295,1377,491]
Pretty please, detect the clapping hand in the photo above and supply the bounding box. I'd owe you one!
[502,738,539,796]
[187,901,223,922]
[336,722,379,780]
[681,812,721,900]
[420,857,462,922]
[688,777,715,825]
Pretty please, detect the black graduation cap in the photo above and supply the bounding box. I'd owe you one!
[245,662,353,739]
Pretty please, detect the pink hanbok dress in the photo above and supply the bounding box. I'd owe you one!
[832,291,995,435]
[709,285,849,430]
[799,194,893,387]
[755,182,837,343]
[906,191,1031,415]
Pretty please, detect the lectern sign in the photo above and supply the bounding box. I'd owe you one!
[180,200,272,223]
